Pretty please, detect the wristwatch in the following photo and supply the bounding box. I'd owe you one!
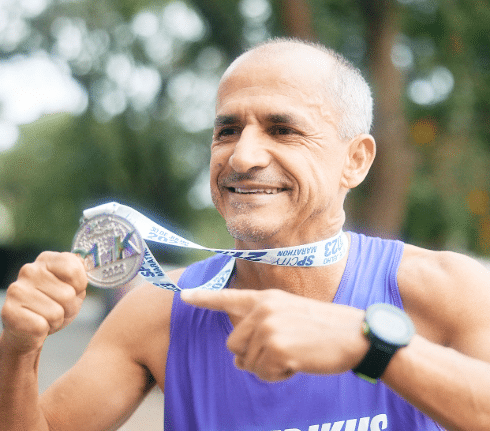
[353,303,415,384]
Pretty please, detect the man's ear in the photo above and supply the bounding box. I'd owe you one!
[340,134,376,189]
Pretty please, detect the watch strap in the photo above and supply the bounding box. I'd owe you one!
[352,322,401,384]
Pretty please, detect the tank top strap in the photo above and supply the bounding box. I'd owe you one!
[334,232,405,309]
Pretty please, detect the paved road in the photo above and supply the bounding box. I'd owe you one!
[0,291,164,430]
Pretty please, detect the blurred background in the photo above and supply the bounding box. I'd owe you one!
[0,0,489,284]
[0,0,488,427]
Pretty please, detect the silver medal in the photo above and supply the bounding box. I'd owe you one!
[72,213,144,288]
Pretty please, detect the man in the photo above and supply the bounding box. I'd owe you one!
[1,38,490,431]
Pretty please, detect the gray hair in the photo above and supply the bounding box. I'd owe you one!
[245,38,373,141]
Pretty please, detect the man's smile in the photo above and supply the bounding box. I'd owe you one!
[218,171,293,199]
[229,187,286,195]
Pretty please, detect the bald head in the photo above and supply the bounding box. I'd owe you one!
[219,38,373,141]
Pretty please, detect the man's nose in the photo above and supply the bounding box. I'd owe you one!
[228,126,272,173]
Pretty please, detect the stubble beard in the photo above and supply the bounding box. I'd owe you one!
[226,215,279,243]
[212,193,281,244]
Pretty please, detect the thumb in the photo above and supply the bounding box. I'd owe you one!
[180,289,257,319]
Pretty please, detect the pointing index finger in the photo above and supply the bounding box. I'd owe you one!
[180,289,257,319]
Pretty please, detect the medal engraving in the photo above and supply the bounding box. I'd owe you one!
[72,214,144,288]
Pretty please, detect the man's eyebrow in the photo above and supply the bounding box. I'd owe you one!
[214,115,240,127]
[266,114,301,125]
[214,113,305,127]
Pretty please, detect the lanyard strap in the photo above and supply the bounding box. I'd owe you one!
[82,202,348,291]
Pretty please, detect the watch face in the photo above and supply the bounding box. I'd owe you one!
[367,304,415,345]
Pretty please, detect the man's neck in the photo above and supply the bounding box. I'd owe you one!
[231,233,351,303]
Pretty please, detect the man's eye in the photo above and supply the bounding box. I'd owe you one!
[215,128,238,138]
[270,126,295,135]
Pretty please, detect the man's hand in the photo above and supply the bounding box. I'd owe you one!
[181,288,368,381]
[1,251,88,353]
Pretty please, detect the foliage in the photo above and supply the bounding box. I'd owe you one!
[0,0,489,264]
[304,0,490,253]
[390,0,489,253]
[0,0,226,264]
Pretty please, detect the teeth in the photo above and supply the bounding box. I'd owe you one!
[234,188,279,194]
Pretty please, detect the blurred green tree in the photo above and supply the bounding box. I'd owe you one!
[269,0,490,254]
[0,0,489,277]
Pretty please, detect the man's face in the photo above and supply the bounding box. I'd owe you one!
[210,47,351,247]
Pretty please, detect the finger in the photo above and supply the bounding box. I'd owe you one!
[232,315,274,376]
[19,260,84,309]
[36,251,88,295]
[235,341,264,374]
[16,259,85,323]
[4,280,66,335]
[1,303,51,350]
[180,289,258,319]
[252,346,298,382]
[226,311,258,356]
[236,347,294,382]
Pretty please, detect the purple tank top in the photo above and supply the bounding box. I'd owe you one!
[164,233,445,431]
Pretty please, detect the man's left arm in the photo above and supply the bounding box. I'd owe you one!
[386,247,490,431]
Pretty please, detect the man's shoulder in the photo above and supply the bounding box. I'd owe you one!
[397,244,490,345]
[399,244,489,289]
[104,280,176,334]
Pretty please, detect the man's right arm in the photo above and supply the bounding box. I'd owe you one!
[0,251,176,431]
[0,251,88,430]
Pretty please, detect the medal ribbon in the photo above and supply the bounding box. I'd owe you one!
[83,202,348,291]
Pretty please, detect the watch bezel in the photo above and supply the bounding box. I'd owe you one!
[365,303,415,347]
